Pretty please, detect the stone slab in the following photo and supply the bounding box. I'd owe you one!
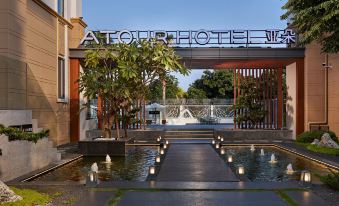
[286,191,328,206]
[156,144,238,182]
[78,139,126,156]
[117,191,287,206]
[71,191,115,206]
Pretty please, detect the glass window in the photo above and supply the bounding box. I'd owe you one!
[58,57,65,100]
[57,0,64,17]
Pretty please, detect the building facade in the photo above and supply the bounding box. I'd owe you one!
[0,1,338,145]
[0,0,86,145]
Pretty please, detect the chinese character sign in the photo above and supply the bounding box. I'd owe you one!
[80,29,297,47]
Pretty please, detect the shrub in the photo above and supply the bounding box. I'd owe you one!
[320,171,339,191]
[296,130,337,143]
[0,126,49,143]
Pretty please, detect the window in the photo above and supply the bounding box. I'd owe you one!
[57,0,64,17]
[58,57,66,100]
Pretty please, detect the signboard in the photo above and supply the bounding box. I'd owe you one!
[149,111,160,115]
[80,29,296,47]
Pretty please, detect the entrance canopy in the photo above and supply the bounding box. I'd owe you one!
[70,47,304,69]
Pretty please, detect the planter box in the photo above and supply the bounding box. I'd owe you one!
[79,139,129,156]
[0,135,60,182]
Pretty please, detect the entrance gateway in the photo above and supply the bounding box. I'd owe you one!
[69,29,304,142]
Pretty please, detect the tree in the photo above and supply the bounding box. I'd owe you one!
[187,70,234,99]
[79,38,188,138]
[147,74,184,100]
[230,76,266,129]
[79,42,139,139]
[281,0,339,53]
[186,87,207,99]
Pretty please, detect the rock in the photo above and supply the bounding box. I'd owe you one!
[319,133,339,148]
[311,139,320,145]
[0,180,22,203]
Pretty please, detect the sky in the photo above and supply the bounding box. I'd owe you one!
[83,0,288,91]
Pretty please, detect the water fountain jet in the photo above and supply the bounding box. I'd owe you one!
[260,149,265,156]
[250,144,255,152]
[91,162,98,173]
[105,154,112,164]
[286,163,294,174]
[269,154,277,164]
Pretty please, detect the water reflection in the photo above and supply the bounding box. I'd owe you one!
[224,146,330,183]
[33,146,158,183]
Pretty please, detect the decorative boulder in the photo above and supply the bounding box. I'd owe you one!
[311,138,320,145]
[0,180,22,203]
[319,133,339,148]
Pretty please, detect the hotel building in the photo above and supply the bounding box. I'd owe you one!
[0,0,338,146]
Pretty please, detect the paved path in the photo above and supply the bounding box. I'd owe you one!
[117,191,287,206]
[156,144,238,182]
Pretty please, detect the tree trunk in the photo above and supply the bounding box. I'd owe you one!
[143,97,146,130]
[115,114,120,139]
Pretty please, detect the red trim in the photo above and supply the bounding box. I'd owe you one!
[70,59,80,142]
[296,58,305,135]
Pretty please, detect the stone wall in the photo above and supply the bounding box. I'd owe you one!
[0,135,60,182]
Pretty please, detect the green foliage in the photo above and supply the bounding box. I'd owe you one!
[0,126,49,143]
[79,38,188,137]
[306,144,339,156]
[1,187,51,206]
[281,0,339,53]
[229,76,266,128]
[187,70,233,99]
[147,74,184,100]
[186,87,207,99]
[320,171,339,190]
[296,130,337,143]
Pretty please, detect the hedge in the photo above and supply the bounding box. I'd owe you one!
[296,130,337,143]
[0,124,49,143]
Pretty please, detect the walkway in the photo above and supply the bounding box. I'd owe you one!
[156,144,238,182]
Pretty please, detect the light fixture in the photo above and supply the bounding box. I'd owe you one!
[156,155,161,163]
[220,148,225,155]
[217,136,221,140]
[300,170,312,184]
[221,138,224,142]
[163,144,167,149]
[86,171,99,186]
[215,143,220,149]
[227,155,233,163]
[156,137,160,142]
[212,140,215,144]
[149,166,155,175]
[166,140,169,145]
[159,136,162,140]
[237,165,245,175]
[160,149,165,155]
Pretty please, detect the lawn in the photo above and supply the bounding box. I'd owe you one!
[0,187,51,206]
[297,143,339,156]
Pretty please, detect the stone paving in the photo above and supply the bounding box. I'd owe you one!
[6,140,337,206]
[156,144,238,182]
[117,191,287,206]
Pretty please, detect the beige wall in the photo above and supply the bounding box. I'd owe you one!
[286,63,297,139]
[304,43,339,136]
[0,0,84,145]
[327,52,339,135]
